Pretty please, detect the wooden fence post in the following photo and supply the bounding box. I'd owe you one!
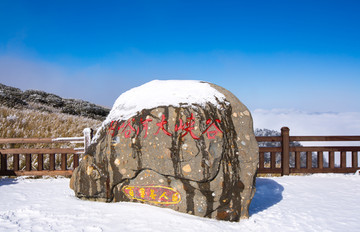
[352,151,358,168]
[281,127,290,176]
[49,154,55,171]
[0,152,6,172]
[25,154,32,171]
[61,153,67,170]
[1,143,14,172]
[83,128,94,152]
[37,154,44,171]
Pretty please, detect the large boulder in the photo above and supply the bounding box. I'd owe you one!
[70,80,258,221]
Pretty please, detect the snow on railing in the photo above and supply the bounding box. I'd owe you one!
[52,137,84,141]
[52,137,84,145]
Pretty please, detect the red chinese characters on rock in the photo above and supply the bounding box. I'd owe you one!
[141,118,153,138]
[107,118,153,138]
[119,119,138,138]
[108,121,119,137]
[175,113,199,140]
[154,115,172,136]
[202,119,223,139]
[108,114,223,140]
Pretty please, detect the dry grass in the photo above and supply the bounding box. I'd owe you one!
[0,106,101,139]
[0,106,102,170]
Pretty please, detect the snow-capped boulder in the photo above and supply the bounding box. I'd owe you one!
[70,80,259,221]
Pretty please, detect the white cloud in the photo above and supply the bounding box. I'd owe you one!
[253,108,360,147]
[253,108,360,167]
[253,108,360,135]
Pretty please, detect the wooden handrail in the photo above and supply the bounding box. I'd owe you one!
[290,136,360,142]
[256,135,360,143]
[1,127,359,177]
[290,146,360,152]
[256,136,282,142]
[259,147,282,152]
[0,130,94,176]
[0,148,82,154]
[0,137,84,144]
[257,127,360,176]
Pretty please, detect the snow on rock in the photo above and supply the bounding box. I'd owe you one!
[104,80,226,125]
[1,174,360,232]
[92,80,227,142]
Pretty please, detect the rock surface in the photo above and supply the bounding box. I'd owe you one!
[70,80,258,221]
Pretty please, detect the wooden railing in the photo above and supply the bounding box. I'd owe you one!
[257,127,360,175]
[0,129,93,176]
[1,127,359,176]
[0,138,83,176]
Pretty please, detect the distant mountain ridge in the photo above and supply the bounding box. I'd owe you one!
[0,83,110,120]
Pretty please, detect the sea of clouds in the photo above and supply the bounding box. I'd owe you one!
[253,109,360,135]
[253,109,360,147]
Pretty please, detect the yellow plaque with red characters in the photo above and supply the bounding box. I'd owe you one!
[122,185,181,205]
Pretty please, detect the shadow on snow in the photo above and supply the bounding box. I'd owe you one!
[249,178,284,216]
[0,177,18,187]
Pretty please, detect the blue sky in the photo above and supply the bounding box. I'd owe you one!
[0,0,359,112]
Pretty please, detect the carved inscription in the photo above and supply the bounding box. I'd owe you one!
[122,185,181,205]
[108,113,223,140]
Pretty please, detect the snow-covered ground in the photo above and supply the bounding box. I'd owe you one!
[1,174,360,232]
